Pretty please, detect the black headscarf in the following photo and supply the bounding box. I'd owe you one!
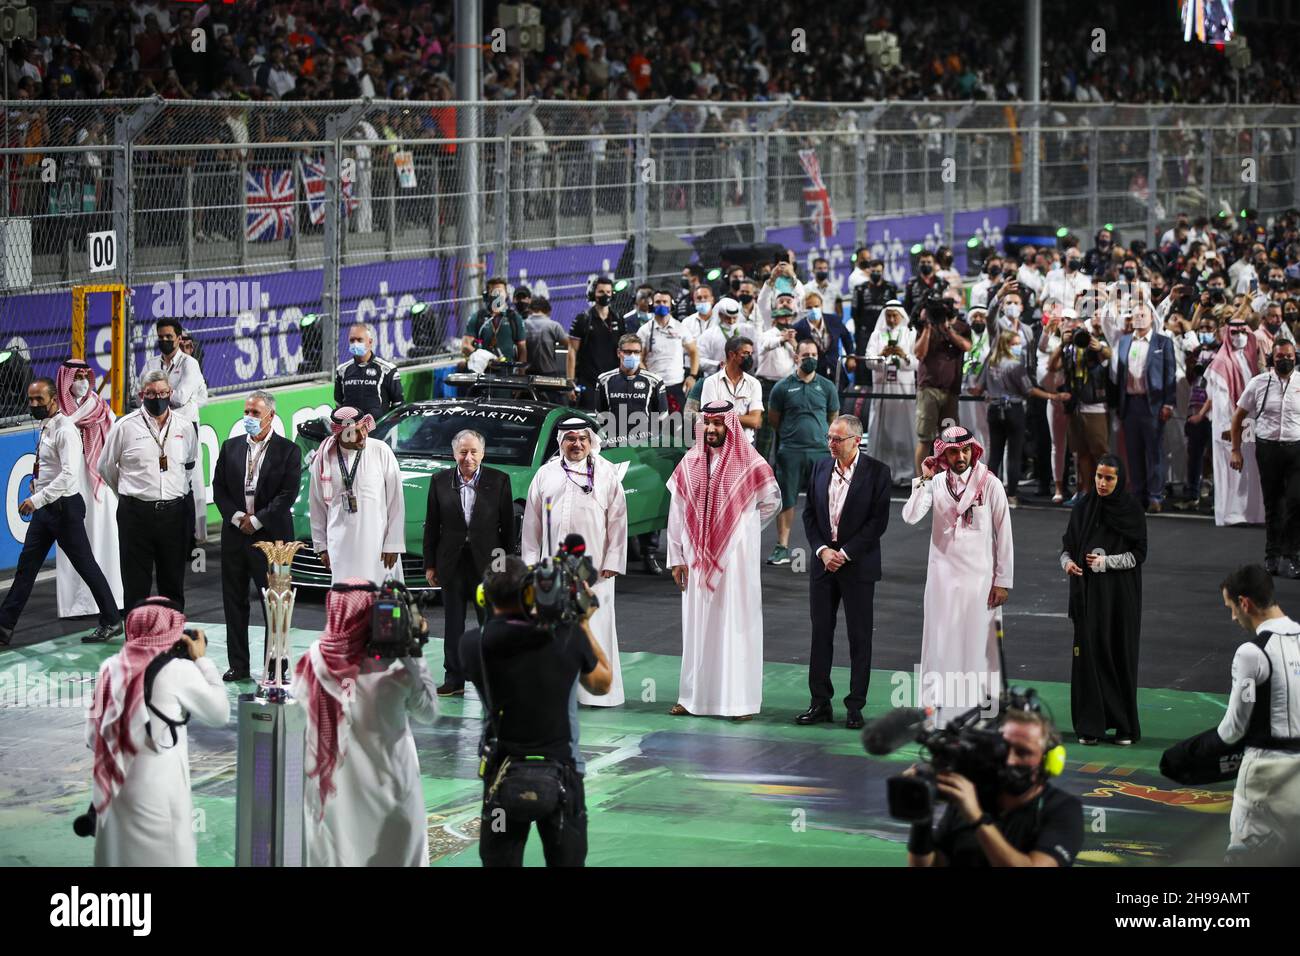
[1062,456,1147,621]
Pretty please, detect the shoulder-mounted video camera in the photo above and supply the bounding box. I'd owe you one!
[332,580,432,660]
[525,534,599,627]
[910,291,956,330]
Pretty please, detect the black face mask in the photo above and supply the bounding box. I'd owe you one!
[730,278,743,291]
[30,404,50,421]
[680,277,692,289]
[870,272,883,283]
[594,294,611,307]
[1286,312,1299,324]
[1275,358,1296,377]
[971,321,986,335]
[737,293,754,304]
[739,355,754,373]
[814,270,829,282]
[1121,268,1136,281]
[987,266,1001,279]
[158,338,177,355]
[1000,763,1039,797]
[919,263,933,276]
[1065,258,1079,271]
[143,396,170,417]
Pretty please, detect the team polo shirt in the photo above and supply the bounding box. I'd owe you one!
[768,372,840,451]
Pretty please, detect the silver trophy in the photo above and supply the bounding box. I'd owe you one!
[255,540,303,699]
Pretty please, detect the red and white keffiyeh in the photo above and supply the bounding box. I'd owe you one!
[87,600,185,814]
[923,424,992,525]
[316,405,376,506]
[292,580,372,814]
[669,405,778,592]
[1208,321,1260,408]
[57,360,111,501]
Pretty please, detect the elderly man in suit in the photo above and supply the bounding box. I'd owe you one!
[796,414,892,729]
[1112,302,1178,512]
[423,428,516,696]
[211,389,303,682]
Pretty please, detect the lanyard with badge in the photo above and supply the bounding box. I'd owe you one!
[335,442,362,513]
[146,414,173,471]
[884,330,899,384]
[245,438,270,500]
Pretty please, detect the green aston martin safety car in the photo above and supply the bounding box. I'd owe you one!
[288,373,684,590]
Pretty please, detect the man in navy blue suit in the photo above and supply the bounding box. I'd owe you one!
[1113,303,1178,512]
[796,414,892,729]
[794,290,856,388]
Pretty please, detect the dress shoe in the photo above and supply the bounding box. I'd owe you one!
[0,624,12,646]
[223,669,252,682]
[82,622,124,644]
[730,714,754,722]
[437,683,465,697]
[1114,737,1134,746]
[1266,556,1281,576]
[1077,734,1099,745]
[643,553,665,576]
[794,702,834,725]
[845,709,865,730]
[1283,557,1300,580]
[1146,500,1162,514]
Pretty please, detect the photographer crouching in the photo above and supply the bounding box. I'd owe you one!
[292,579,437,867]
[82,598,230,866]
[461,555,612,867]
[889,696,1083,868]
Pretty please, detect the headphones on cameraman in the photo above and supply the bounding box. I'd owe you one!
[1004,687,1066,778]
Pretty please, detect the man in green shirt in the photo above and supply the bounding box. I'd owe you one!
[766,340,840,565]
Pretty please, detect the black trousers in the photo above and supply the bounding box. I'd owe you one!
[0,494,119,630]
[441,551,485,686]
[1027,395,1053,491]
[479,765,587,867]
[808,564,875,712]
[1255,439,1300,559]
[118,495,189,612]
[221,530,270,675]
[986,402,1027,494]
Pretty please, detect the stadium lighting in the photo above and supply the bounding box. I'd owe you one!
[1239,209,1249,218]
[910,243,924,255]
[1103,223,1114,232]
[301,313,319,327]
[1055,226,1069,238]
[706,268,722,281]
[613,279,630,293]
[409,302,429,317]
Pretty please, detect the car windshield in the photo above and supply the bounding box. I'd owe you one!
[371,405,544,466]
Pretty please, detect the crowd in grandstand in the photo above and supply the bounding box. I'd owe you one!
[3,0,1295,106]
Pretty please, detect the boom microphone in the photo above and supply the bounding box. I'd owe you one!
[861,707,931,756]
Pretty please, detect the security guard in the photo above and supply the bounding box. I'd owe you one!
[334,321,403,422]
[852,258,899,384]
[98,370,199,612]
[596,334,667,574]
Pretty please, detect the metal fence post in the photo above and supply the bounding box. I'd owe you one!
[634,100,673,287]
[854,105,888,251]
[183,164,195,275]
[1251,124,1261,212]
[1292,120,1300,210]
[112,96,163,380]
[1203,128,1215,221]
[494,100,537,286]
[1147,107,1171,243]
[754,99,792,242]
[943,104,976,247]
[323,103,368,371]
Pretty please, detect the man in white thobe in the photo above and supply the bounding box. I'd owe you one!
[309,406,405,585]
[521,418,629,706]
[864,300,918,479]
[141,318,209,543]
[902,425,1014,726]
[54,359,124,618]
[667,402,781,720]
[1207,320,1266,526]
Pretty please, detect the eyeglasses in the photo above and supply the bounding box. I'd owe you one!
[826,434,858,444]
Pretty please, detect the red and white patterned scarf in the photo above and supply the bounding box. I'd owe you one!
[57,360,111,501]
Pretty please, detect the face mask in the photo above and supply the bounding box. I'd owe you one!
[799,356,818,374]
[242,415,265,436]
[1199,332,1216,344]
[1002,303,1021,320]
[491,293,507,311]
[1065,258,1079,271]
[159,338,176,355]
[814,270,829,282]
[1000,763,1039,797]
[71,379,89,399]
[30,404,49,421]
[987,266,1001,279]
[737,293,754,305]
[1267,318,1282,332]
[349,341,367,357]
[1276,358,1296,377]
[919,263,933,276]
[636,309,651,322]
[594,293,611,306]
[739,355,754,374]
[143,396,169,417]
[730,278,742,291]
[971,321,986,335]
[680,277,692,289]
[653,304,672,317]
[621,354,639,372]
[695,302,710,315]
[1232,332,1249,349]
[1009,344,1024,358]
[870,272,883,283]
[1121,268,1136,281]
[807,309,822,323]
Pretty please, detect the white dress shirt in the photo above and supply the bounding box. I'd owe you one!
[98,409,198,501]
[1125,330,1152,395]
[638,316,693,387]
[28,414,86,510]
[141,352,207,424]
[756,326,798,381]
[1236,371,1300,442]
[455,467,480,525]
[697,320,758,375]
[699,369,764,443]
[231,433,272,532]
[827,449,859,546]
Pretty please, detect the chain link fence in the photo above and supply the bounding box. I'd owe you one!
[1,97,1297,423]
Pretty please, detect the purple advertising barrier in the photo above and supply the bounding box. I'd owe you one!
[0,207,1010,388]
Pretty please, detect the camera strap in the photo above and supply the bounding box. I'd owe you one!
[143,652,190,750]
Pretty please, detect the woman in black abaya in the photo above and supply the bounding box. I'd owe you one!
[1060,454,1147,745]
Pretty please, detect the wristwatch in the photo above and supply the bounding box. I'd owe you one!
[975,812,995,828]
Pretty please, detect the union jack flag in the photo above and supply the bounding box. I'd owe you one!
[798,149,837,240]
[300,156,357,227]
[245,168,295,242]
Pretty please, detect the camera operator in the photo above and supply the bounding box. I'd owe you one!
[1049,311,1113,498]
[903,250,949,319]
[460,557,612,867]
[292,580,437,867]
[911,297,972,479]
[84,598,230,866]
[907,708,1083,868]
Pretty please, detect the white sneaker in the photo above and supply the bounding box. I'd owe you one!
[1007,496,1020,509]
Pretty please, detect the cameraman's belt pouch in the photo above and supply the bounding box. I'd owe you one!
[486,756,567,822]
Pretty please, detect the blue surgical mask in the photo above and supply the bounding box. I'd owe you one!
[621,354,639,372]
[242,415,264,436]
[653,304,672,317]
[349,342,367,358]
[1010,344,1024,358]
[807,309,821,322]
[1199,332,1216,345]
[695,302,710,315]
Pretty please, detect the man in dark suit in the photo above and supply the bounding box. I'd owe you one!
[212,390,303,682]
[797,413,892,729]
[793,290,856,387]
[423,428,516,696]
[1112,303,1178,512]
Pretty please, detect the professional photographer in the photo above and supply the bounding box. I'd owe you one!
[292,579,437,867]
[906,707,1083,868]
[461,556,612,867]
[1049,312,1113,498]
[83,598,230,866]
[911,296,972,478]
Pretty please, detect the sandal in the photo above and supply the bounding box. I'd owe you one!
[669,704,691,716]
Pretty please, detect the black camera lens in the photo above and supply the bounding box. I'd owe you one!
[1072,327,1092,349]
